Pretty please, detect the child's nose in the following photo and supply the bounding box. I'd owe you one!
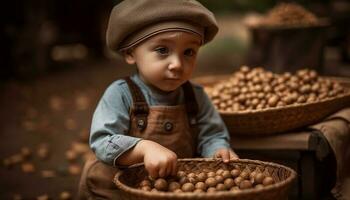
[168,55,183,71]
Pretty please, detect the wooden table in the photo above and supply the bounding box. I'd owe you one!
[231,130,337,200]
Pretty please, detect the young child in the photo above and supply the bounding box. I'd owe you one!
[78,0,238,198]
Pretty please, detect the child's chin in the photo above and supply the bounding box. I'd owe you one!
[158,84,180,92]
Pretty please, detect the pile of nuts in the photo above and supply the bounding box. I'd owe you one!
[206,66,346,112]
[137,168,274,193]
[261,3,319,27]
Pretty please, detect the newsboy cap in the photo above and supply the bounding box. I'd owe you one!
[106,0,218,52]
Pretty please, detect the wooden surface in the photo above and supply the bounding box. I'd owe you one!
[230,131,311,150]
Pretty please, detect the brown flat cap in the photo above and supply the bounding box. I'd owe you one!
[106,0,218,52]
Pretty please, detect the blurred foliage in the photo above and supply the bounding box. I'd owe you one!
[112,0,275,13]
[198,0,330,14]
[111,0,330,14]
[197,0,275,13]
[202,36,248,55]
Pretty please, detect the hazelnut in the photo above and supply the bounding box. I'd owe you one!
[263,85,272,93]
[216,183,226,191]
[240,66,250,73]
[187,172,196,178]
[222,170,231,179]
[207,187,217,193]
[20,147,32,159]
[230,169,240,177]
[177,170,186,178]
[230,186,240,192]
[154,178,168,191]
[141,186,151,191]
[68,164,81,175]
[239,180,253,189]
[216,169,224,175]
[207,171,216,178]
[276,101,286,107]
[197,172,207,182]
[262,177,274,186]
[205,177,217,187]
[36,195,49,200]
[284,95,294,105]
[174,189,182,193]
[256,104,264,110]
[139,179,152,187]
[267,95,279,107]
[41,170,56,178]
[10,154,24,164]
[299,85,311,94]
[307,95,317,102]
[65,150,78,162]
[181,183,195,192]
[311,83,320,92]
[309,70,318,80]
[297,95,306,103]
[215,175,224,183]
[224,178,235,188]
[234,177,243,186]
[21,162,35,173]
[254,173,265,184]
[193,189,204,193]
[195,182,207,190]
[37,144,50,160]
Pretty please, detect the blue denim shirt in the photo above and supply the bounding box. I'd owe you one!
[90,74,231,165]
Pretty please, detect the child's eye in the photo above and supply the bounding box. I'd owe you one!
[184,48,196,57]
[155,47,169,55]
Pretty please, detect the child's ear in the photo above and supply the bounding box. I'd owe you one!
[123,49,136,65]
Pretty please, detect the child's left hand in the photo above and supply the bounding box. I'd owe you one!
[213,148,239,163]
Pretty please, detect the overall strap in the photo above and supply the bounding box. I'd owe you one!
[124,77,149,131]
[182,81,199,157]
[181,81,199,126]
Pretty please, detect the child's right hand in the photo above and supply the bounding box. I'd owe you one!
[139,140,178,179]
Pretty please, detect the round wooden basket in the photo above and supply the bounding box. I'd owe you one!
[193,75,350,135]
[114,158,296,200]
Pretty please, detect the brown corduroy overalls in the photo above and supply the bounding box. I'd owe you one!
[78,77,199,199]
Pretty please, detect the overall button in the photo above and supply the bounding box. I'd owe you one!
[137,119,145,129]
[164,121,173,132]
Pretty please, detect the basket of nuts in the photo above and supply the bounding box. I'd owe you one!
[114,158,296,200]
[196,67,350,135]
[248,2,329,29]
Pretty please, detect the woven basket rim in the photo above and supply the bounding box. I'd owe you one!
[219,91,350,116]
[114,158,297,198]
[192,75,350,116]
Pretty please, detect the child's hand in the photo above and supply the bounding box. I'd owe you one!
[140,140,178,179]
[213,148,239,163]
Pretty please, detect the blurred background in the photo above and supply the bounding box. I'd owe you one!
[0,0,349,199]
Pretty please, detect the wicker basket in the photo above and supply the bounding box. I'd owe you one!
[114,158,296,200]
[193,75,350,135]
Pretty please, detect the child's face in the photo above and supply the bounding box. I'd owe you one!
[124,31,201,92]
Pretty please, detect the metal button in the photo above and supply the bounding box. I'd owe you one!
[137,119,145,129]
[164,121,173,132]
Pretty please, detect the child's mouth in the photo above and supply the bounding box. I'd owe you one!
[165,78,181,81]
